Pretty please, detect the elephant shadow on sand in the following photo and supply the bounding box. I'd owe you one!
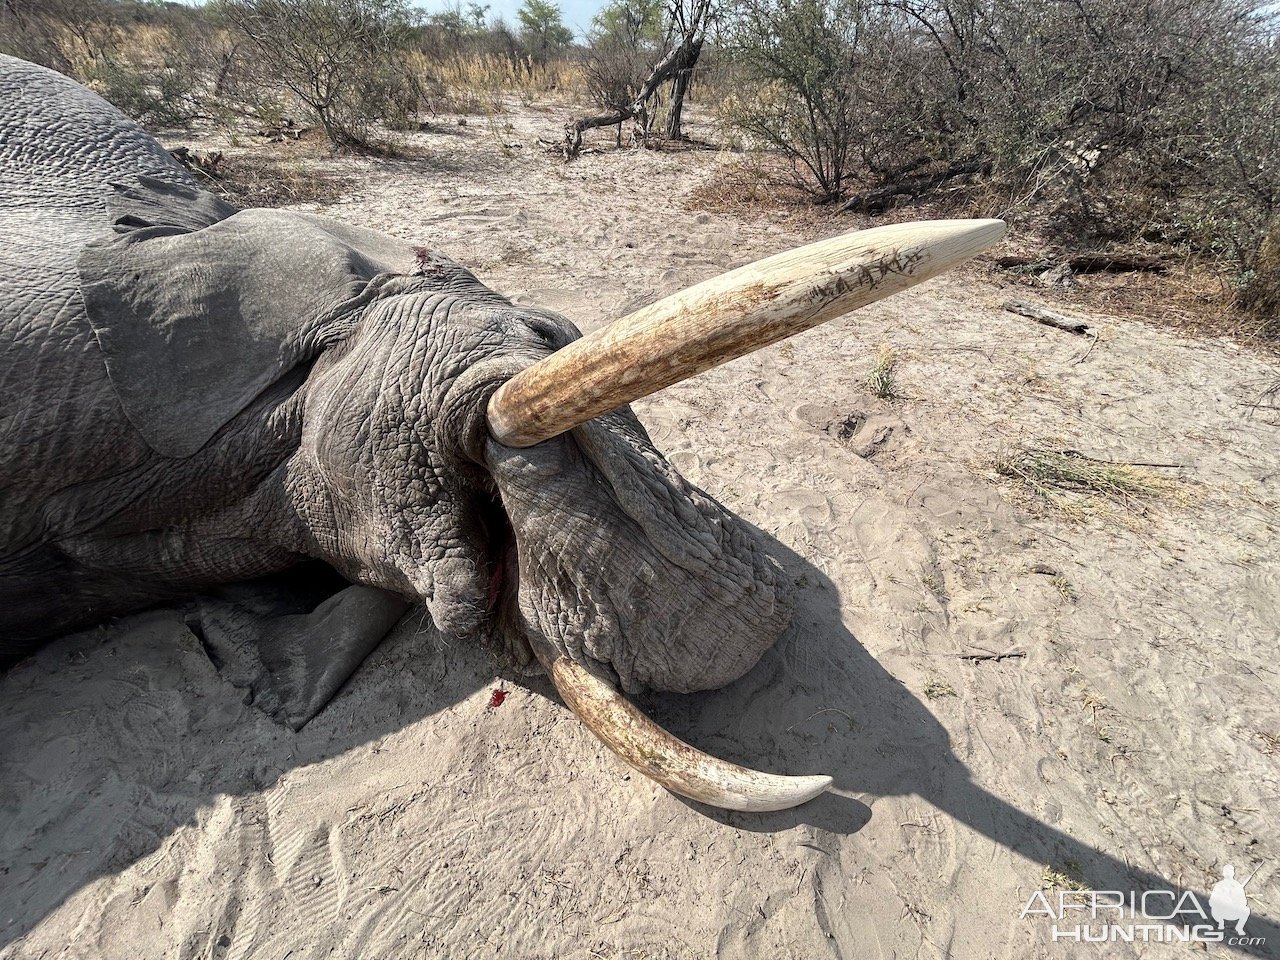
[0,528,1273,957]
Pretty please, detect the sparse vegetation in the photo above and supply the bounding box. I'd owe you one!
[1239,220,1280,338]
[0,0,573,150]
[516,0,573,64]
[1051,575,1077,604]
[562,0,712,156]
[724,0,906,202]
[580,0,663,142]
[865,345,901,400]
[0,0,214,126]
[995,445,1187,519]
[211,0,429,150]
[1041,865,1088,892]
[719,0,1280,333]
[4,0,1277,334]
[923,678,956,700]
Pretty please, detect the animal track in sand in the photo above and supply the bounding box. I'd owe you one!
[789,401,905,461]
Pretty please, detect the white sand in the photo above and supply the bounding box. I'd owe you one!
[2,104,1277,959]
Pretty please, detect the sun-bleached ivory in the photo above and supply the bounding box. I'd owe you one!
[536,645,832,812]
[487,219,1006,447]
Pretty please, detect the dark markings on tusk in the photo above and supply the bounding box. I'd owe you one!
[487,218,1006,447]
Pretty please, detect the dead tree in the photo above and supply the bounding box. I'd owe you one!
[563,0,711,159]
[659,0,706,141]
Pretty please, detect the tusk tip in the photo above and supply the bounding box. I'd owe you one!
[971,217,1008,243]
[730,773,833,813]
[710,772,834,813]
[543,649,835,815]
[928,216,1007,247]
[486,216,1011,447]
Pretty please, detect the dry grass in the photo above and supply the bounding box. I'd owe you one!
[1051,575,1078,603]
[435,54,582,112]
[865,345,903,400]
[923,678,957,700]
[212,154,353,208]
[1246,376,1280,416]
[994,444,1189,520]
[1041,865,1088,892]
[686,155,823,217]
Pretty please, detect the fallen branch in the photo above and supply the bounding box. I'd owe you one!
[1003,299,1092,335]
[1056,450,1185,469]
[997,252,1169,274]
[838,160,987,214]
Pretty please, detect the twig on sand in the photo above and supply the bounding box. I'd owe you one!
[1057,449,1185,468]
[1071,330,1100,365]
[786,707,856,732]
[1244,377,1280,415]
[954,647,1026,662]
[899,814,942,831]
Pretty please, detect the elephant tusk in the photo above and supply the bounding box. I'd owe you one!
[486,218,1006,447]
[532,639,832,812]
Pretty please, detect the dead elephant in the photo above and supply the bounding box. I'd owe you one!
[0,55,1002,810]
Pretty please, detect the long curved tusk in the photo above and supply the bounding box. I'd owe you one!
[487,218,1006,447]
[534,641,832,812]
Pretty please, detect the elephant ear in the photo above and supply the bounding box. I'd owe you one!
[78,176,416,457]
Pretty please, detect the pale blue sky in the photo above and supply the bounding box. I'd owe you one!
[412,0,605,38]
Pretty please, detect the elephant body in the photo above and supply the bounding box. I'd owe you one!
[0,56,789,721]
[2,59,422,651]
[1,58,209,644]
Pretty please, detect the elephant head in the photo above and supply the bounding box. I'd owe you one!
[72,169,1000,810]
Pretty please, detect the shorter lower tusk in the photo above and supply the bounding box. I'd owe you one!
[539,647,832,812]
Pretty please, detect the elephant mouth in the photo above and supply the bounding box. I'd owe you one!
[483,500,515,614]
[486,535,516,614]
[464,480,831,814]
[475,491,529,663]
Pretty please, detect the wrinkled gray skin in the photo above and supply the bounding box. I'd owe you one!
[0,56,788,719]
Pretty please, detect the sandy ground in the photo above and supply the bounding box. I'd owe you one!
[2,102,1278,960]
